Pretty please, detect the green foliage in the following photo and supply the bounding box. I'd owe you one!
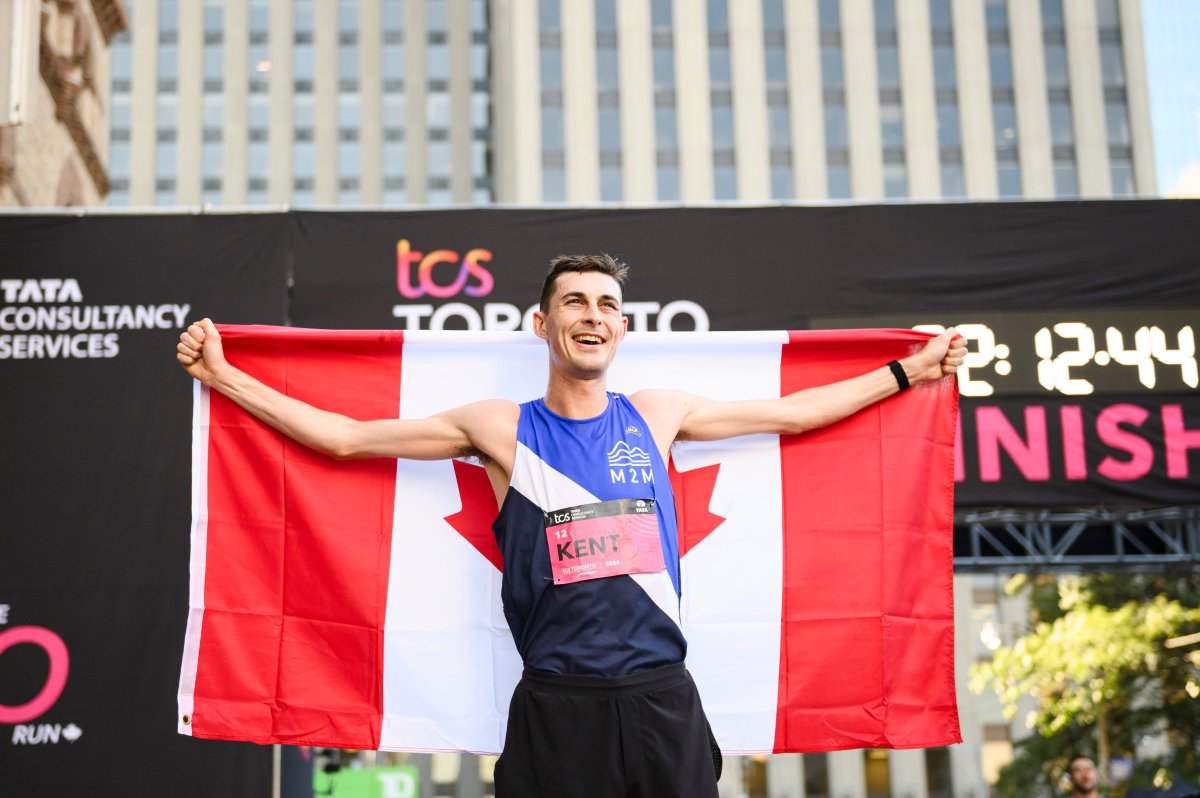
[970,572,1200,794]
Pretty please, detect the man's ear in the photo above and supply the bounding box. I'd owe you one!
[532,310,548,340]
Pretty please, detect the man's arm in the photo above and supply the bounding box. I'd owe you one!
[176,319,516,462]
[632,330,966,446]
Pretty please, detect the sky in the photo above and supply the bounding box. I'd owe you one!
[1142,0,1200,196]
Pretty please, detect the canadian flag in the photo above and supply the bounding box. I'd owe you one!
[178,326,960,754]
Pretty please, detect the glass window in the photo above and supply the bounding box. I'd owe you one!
[925,748,954,798]
[110,142,131,177]
[158,44,178,82]
[712,106,735,150]
[1105,102,1130,146]
[877,45,900,91]
[383,141,405,174]
[596,0,617,33]
[598,107,621,151]
[653,48,675,88]
[597,48,620,91]
[821,47,844,90]
[160,0,179,32]
[1100,43,1125,85]
[881,104,904,148]
[383,0,404,31]
[984,0,1007,29]
[539,0,560,29]
[339,140,360,179]
[763,0,785,31]
[930,0,953,30]
[340,44,360,80]
[993,102,1018,148]
[1050,102,1073,145]
[600,166,622,201]
[827,163,850,199]
[338,0,358,31]
[427,0,448,32]
[707,0,728,31]
[1054,162,1077,197]
[652,0,672,28]
[1096,0,1120,29]
[249,0,268,33]
[940,162,965,198]
[873,0,896,32]
[294,141,315,178]
[884,162,907,198]
[249,142,268,179]
[765,49,787,86]
[427,94,450,126]
[937,104,960,148]
[156,141,176,177]
[769,105,791,150]
[540,49,562,91]
[384,44,405,80]
[709,48,731,86]
[1041,0,1064,28]
[771,165,793,200]
[202,142,221,178]
[542,107,564,150]
[998,161,1021,196]
[933,45,956,88]
[542,166,565,202]
[339,96,360,129]
[656,166,679,201]
[295,43,315,82]
[1044,43,1068,89]
[428,43,449,81]
[714,165,737,200]
[655,106,677,149]
[1110,161,1135,196]
[989,45,1012,88]
[383,96,405,128]
[819,0,840,30]
[825,104,847,148]
[295,0,314,33]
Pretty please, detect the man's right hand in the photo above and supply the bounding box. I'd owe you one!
[177,318,226,385]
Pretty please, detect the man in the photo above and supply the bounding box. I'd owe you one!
[1067,755,1102,798]
[177,254,965,797]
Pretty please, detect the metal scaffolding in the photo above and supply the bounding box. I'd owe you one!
[953,506,1200,572]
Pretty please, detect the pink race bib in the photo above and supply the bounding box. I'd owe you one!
[543,498,666,585]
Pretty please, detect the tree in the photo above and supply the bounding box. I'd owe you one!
[971,573,1200,795]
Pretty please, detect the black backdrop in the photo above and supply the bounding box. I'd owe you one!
[1,201,1198,795]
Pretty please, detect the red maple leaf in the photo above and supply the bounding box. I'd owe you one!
[669,458,725,557]
[443,459,504,571]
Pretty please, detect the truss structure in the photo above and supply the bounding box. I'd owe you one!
[953,506,1200,571]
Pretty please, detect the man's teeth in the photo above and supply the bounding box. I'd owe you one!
[575,335,603,344]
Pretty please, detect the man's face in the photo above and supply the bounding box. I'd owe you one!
[1068,758,1098,793]
[534,270,627,379]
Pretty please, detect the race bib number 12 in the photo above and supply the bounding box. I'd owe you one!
[543,498,666,585]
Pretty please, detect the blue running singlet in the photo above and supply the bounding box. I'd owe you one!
[492,393,686,676]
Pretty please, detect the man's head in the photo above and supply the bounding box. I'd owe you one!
[539,254,629,314]
[534,254,630,381]
[1066,755,1099,794]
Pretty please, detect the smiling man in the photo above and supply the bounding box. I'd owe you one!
[177,253,965,797]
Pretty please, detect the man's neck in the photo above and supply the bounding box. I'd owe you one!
[543,375,610,419]
[1073,789,1100,798]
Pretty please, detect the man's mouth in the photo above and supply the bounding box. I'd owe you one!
[573,334,604,346]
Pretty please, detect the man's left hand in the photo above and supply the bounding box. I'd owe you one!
[907,329,967,385]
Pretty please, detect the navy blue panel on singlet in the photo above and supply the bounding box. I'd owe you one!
[492,393,686,676]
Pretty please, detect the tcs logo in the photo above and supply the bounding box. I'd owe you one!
[0,626,69,724]
[396,239,494,299]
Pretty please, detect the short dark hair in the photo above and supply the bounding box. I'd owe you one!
[539,254,629,313]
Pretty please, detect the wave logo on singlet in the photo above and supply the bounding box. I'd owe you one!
[607,442,655,484]
[607,441,651,467]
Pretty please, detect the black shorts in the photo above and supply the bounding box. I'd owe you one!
[494,662,721,798]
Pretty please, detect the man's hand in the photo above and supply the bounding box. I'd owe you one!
[905,329,967,385]
[176,318,227,386]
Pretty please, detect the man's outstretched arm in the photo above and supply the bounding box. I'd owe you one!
[176,319,515,461]
[633,330,966,445]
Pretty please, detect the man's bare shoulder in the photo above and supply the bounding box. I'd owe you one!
[447,398,520,430]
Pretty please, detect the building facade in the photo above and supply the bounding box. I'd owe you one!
[0,0,127,207]
[107,0,1154,208]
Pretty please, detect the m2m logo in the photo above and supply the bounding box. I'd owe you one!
[395,239,495,299]
[608,441,654,484]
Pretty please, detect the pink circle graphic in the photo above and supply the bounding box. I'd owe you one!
[0,626,70,724]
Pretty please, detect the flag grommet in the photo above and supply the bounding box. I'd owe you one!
[181,714,191,726]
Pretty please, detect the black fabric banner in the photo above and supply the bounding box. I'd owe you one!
[1,214,286,797]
